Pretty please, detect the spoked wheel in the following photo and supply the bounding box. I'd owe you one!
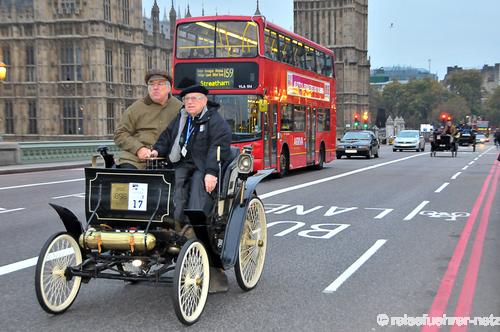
[173,239,210,326]
[235,197,267,291]
[35,232,82,314]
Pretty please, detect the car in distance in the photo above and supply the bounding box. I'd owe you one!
[393,130,425,152]
[475,133,487,144]
[336,130,379,159]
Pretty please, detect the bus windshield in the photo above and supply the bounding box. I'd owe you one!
[207,94,262,142]
[176,21,259,59]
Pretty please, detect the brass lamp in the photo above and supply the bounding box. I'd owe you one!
[0,61,6,81]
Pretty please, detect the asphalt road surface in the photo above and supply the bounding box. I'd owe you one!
[1,143,499,331]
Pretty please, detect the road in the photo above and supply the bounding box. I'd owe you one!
[1,144,499,331]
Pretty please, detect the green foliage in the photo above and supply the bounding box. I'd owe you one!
[483,86,500,127]
[370,72,493,128]
[444,70,482,115]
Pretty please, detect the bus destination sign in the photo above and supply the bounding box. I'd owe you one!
[286,71,330,101]
[174,62,258,90]
[196,68,235,88]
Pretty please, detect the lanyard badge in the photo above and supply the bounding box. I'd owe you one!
[182,117,195,157]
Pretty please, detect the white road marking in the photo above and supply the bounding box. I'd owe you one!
[0,257,38,276]
[364,208,394,219]
[52,193,85,199]
[0,208,25,214]
[260,154,425,199]
[0,178,84,191]
[451,172,462,180]
[434,182,450,193]
[323,239,387,293]
[0,248,74,276]
[403,200,429,221]
[468,161,475,165]
[462,165,469,170]
[474,157,479,161]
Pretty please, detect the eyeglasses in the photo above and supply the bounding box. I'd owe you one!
[182,95,206,102]
[147,81,171,87]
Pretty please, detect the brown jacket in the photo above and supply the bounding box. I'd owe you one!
[114,95,183,169]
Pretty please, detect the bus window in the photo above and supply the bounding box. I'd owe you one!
[293,41,305,69]
[317,108,331,131]
[264,29,279,60]
[325,55,334,77]
[212,94,262,142]
[293,106,306,131]
[316,50,326,75]
[305,46,316,72]
[279,34,292,64]
[176,22,215,58]
[280,104,293,131]
[215,21,258,58]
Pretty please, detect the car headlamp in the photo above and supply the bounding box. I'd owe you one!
[237,154,253,174]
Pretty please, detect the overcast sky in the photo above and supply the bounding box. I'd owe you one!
[143,0,500,79]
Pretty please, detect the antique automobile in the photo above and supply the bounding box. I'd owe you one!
[430,132,458,157]
[35,146,271,325]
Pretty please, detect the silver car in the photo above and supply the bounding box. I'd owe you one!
[393,130,425,152]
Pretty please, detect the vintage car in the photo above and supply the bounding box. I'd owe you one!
[35,146,271,325]
[430,132,458,157]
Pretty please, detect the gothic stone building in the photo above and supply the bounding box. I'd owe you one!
[0,0,176,141]
[293,0,370,132]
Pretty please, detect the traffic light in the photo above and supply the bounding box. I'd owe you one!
[440,112,448,122]
[353,113,360,127]
[362,111,369,129]
[362,111,369,122]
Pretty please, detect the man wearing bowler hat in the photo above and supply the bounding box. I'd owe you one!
[114,69,182,169]
[151,84,232,292]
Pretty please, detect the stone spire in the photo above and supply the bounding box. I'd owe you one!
[202,0,205,16]
[152,0,160,34]
[169,0,176,40]
[254,0,262,15]
[186,4,191,18]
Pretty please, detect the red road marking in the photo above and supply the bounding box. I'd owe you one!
[450,162,499,332]
[422,162,497,332]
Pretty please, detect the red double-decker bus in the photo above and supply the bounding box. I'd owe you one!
[173,15,336,176]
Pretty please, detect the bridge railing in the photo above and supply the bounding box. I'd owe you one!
[0,140,120,166]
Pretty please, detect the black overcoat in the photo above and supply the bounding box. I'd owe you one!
[153,100,232,177]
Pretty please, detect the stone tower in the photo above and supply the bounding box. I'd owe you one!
[293,0,370,132]
[169,0,177,40]
[0,0,174,141]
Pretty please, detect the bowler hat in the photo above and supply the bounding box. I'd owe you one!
[179,84,209,98]
[144,69,172,85]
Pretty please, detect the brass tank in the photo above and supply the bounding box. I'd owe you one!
[79,229,156,253]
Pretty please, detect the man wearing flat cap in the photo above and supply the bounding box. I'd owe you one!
[114,69,182,169]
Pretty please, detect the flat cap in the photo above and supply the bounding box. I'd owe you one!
[179,84,209,98]
[144,69,172,84]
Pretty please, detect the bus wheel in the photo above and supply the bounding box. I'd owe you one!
[315,146,325,170]
[277,151,289,178]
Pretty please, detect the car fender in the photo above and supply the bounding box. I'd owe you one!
[220,169,273,269]
[49,203,84,241]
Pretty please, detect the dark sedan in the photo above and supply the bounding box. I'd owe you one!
[336,130,380,159]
